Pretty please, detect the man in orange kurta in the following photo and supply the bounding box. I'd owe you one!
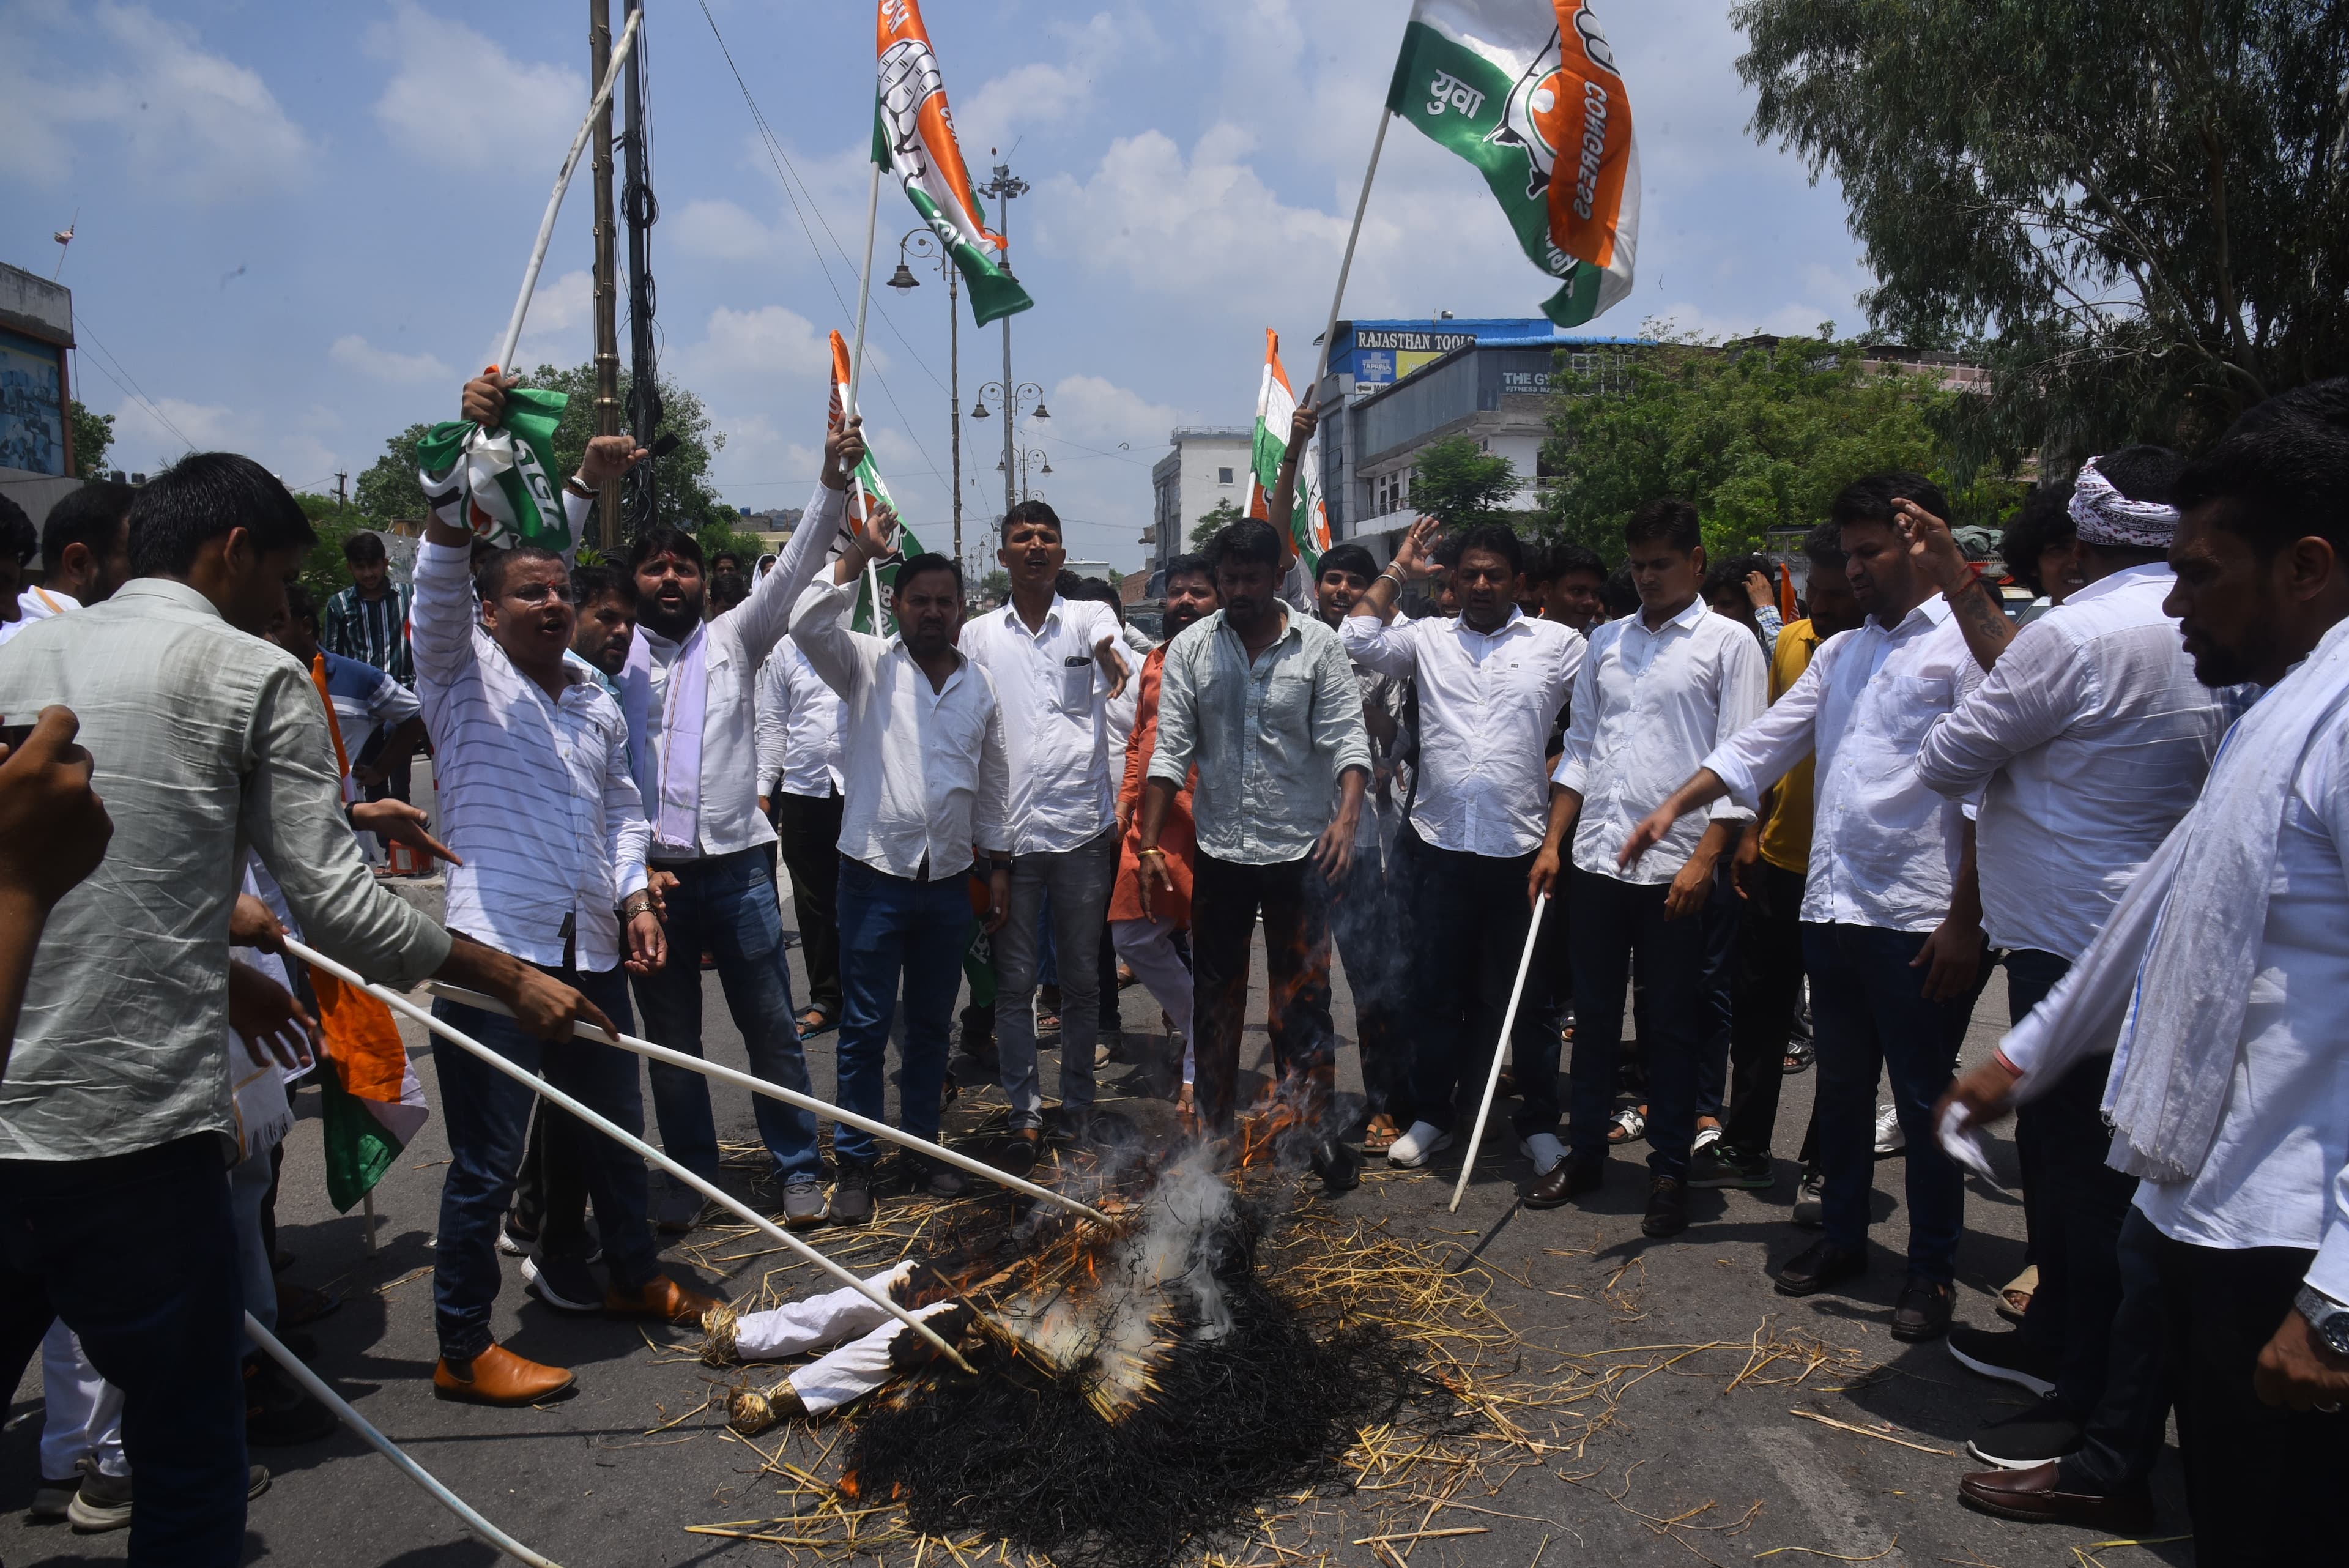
[1109,557,1219,1108]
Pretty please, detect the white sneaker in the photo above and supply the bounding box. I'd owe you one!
[1692,1125,1724,1155]
[1518,1132,1566,1176]
[1386,1121,1453,1168]
[1874,1102,1907,1156]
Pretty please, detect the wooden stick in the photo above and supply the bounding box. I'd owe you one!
[1305,105,1393,402]
[1450,893,1548,1213]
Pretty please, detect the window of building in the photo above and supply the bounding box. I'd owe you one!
[1217,466,1234,485]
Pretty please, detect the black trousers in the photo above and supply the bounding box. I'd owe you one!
[1565,866,1710,1178]
[1723,860,1807,1159]
[2154,1232,2343,1564]
[775,788,845,1017]
[1190,852,1334,1134]
[2060,1208,2172,1496]
[1402,838,1560,1139]
[509,1099,598,1260]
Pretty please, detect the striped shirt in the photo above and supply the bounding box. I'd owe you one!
[314,648,420,769]
[411,540,650,970]
[322,581,416,686]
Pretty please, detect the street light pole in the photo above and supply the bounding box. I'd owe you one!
[978,157,1029,552]
[886,228,965,581]
[587,0,622,552]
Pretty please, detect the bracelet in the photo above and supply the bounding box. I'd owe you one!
[1378,566,1408,590]
[565,472,596,499]
[1137,847,1166,859]
[618,891,655,920]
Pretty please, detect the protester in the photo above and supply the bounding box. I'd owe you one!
[414,422,718,1403]
[1518,542,1559,621]
[321,530,415,686]
[275,583,426,852]
[1703,552,1781,652]
[1909,448,2236,1484]
[566,564,640,687]
[0,479,134,650]
[0,494,35,627]
[1704,524,1863,1202]
[1939,382,2349,1559]
[959,500,1130,1169]
[0,452,597,1562]
[1527,500,1764,1234]
[709,567,751,617]
[1345,518,1584,1178]
[1110,554,1219,1113]
[1545,543,1608,633]
[756,635,847,1037]
[1138,518,1369,1143]
[1622,474,1989,1338]
[779,500,1012,1219]
[457,370,830,1233]
[1997,486,2084,624]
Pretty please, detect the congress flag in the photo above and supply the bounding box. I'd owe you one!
[874,0,1034,328]
[1387,1,1639,326]
[1248,329,1296,520]
[829,330,922,636]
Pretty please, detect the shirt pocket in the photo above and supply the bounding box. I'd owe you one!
[933,700,988,765]
[1058,655,1096,713]
[1880,674,1955,748]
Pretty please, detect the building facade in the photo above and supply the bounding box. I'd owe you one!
[1143,426,1253,579]
[0,262,81,529]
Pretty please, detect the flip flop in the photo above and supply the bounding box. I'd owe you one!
[1607,1106,1648,1145]
[1782,1039,1816,1075]
[1361,1114,1401,1153]
[796,1007,837,1036]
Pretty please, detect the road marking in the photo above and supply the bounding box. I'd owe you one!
[1754,1425,1908,1562]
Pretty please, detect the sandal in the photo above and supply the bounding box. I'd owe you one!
[1607,1106,1648,1145]
[796,1006,837,1036]
[1997,1265,2038,1324]
[1361,1113,1401,1153]
[1781,1039,1815,1075]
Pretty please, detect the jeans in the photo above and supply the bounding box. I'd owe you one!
[1802,921,1986,1282]
[229,1139,277,1350]
[1723,861,1808,1160]
[1564,865,1710,1178]
[2154,1232,2343,1564]
[1403,839,1560,1139]
[431,963,659,1359]
[775,789,845,1019]
[833,856,969,1166]
[1322,841,1408,1122]
[631,848,822,1183]
[1190,852,1335,1134]
[992,828,1120,1131]
[0,1135,250,1565]
[2060,1208,2173,1496]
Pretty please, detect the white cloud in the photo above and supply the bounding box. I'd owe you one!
[479,270,596,374]
[105,396,340,490]
[367,1,580,167]
[674,304,839,383]
[957,13,1127,147]
[672,198,783,263]
[0,2,309,199]
[329,333,451,385]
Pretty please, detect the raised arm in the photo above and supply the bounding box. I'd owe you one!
[1264,400,1317,551]
[1351,513,1441,632]
[732,420,864,664]
[1898,498,2016,670]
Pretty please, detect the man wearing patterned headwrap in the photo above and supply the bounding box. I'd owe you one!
[1906,449,2243,1522]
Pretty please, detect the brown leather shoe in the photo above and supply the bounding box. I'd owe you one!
[1523,1159,1603,1211]
[1957,1461,2156,1534]
[432,1343,575,1406]
[606,1275,722,1324]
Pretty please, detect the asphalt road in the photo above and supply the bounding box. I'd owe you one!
[1,878,2195,1568]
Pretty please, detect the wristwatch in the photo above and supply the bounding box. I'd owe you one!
[2296,1284,2349,1358]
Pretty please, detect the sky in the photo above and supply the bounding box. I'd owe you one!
[0,0,1869,572]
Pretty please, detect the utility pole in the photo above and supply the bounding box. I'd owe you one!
[588,0,623,552]
[334,470,349,512]
[620,0,660,533]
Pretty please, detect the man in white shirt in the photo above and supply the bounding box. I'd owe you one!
[0,480,134,650]
[957,501,1130,1169]
[1941,382,2349,1558]
[1915,448,2236,1488]
[414,425,717,1406]
[1527,500,1765,1235]
[1621,475,1989,1340]
[1344,521,1586,1178]
[757,637,847,1035]
[780,509,1012,1223]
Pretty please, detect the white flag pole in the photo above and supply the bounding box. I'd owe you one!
[244,1313,560,1567]
[495,8,641,377]
[847,154,887,631]
[278,937,975,1373]
[1449,892,1548,1214]
[1305,106,1394,404]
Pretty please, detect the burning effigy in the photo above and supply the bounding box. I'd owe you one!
[698,1130,1442,1568]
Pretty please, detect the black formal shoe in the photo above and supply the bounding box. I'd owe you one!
[1310,1137,1362,1192]
[1957,1461,2156,1534]
[1773,1239,1867,1296]
[1890,1274,1955,1341]
[1641,1176,1690,1237]
[1524,1159,1603,1210]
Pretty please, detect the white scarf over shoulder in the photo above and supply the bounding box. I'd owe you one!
[1998,616,2349,1182]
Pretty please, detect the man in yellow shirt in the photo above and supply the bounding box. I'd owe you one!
[1692,522,1861,1194]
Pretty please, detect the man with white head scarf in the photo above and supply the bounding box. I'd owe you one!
[1906,449,2241,1517]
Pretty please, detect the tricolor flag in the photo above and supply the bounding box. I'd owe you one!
[415,384,574,553]
[1291,422,1330,573]
[874,0,1033,328]
[829,329,922,636]
[1247,329,1296,521]
[1388,0,1639,326]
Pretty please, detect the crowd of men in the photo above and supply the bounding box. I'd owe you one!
[0,368,2343,1566]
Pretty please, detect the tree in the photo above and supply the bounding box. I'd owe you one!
[69,401,113,478]
[349,362,730,536]
[1538,326,2019,562]
[1410,435,1519,529]
[289,491,372,605]
[1734,0,2349,474]
[1189,497,1242,551]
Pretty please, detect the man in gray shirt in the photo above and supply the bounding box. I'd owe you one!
[0,453,607,1566]
[1137,518,1370,1142]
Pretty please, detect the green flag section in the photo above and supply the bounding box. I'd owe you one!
[874,0,1033,329]
[415,385,575,553]
[319,1057,401,1214]
[1387,1,1641,327]
[828,329,923,636]
[1249,327,1297,516]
